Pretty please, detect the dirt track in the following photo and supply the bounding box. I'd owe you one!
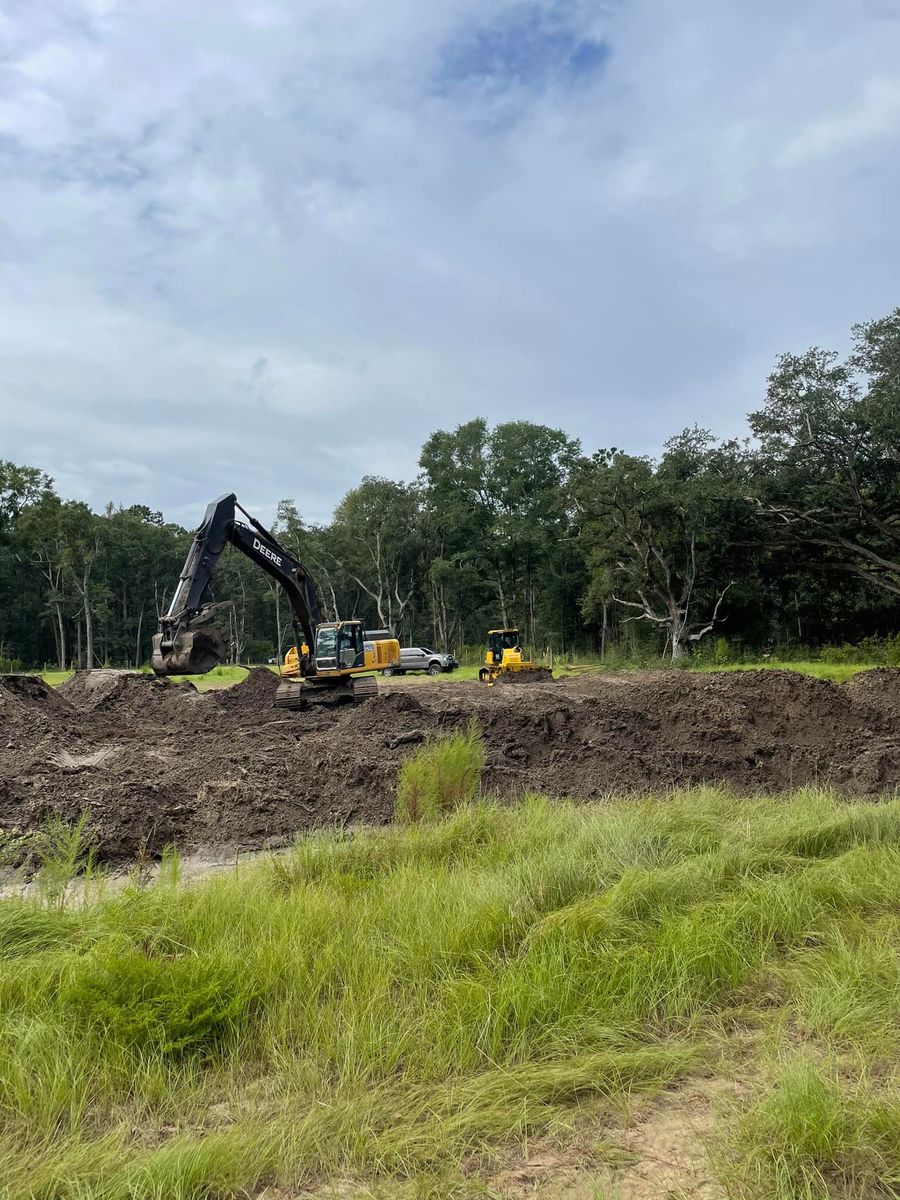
[1,667,899,859]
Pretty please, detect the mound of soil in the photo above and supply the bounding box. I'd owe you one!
[1,668,899,860]
[492,668,555,686]
[1,674,71,713]
[215,667,280,711]
[60,671,200,716]
[846,668,900,723]
[0,675,75,749]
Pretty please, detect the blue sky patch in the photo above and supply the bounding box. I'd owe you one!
[437,7,610,91]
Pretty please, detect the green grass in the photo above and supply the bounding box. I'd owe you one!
[396,720,485,821]
[697,660,876,683]
[28,658,888,691]
[1,784,899,1198]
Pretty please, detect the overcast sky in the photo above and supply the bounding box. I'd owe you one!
[2,0,899,527]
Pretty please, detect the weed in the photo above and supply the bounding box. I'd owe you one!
[62,946,258,1059]
[396,721,485,822]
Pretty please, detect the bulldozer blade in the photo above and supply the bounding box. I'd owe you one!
[151,629,226,676]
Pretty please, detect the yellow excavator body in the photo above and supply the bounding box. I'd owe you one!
[275,622,401,707]
[478,628,552,685]
[281,643,309,677]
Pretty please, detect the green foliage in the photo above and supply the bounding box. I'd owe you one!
[0,903,83,959]
[0,813,96,907]
[574,429,755,660]
[396,722,485,822]
[62,947,257,1059]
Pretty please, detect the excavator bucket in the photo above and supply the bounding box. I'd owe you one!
[151,628,226,676]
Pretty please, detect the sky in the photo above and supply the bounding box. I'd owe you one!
[1,0,899,527]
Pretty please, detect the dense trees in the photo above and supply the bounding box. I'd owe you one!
[1,309,898,668]
[575,431,753,659]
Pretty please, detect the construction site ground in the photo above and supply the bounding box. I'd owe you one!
[2,665,900,860]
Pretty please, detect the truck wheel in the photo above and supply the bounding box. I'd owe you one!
[427,661,442,675]
[382,666,395,677]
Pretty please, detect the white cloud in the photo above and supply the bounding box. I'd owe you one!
[777,77,900,166]
[0,0,899,526]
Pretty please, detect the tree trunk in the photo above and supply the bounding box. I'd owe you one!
[600,600,608,659]
[135,604,143,668]
[83,567,94,668]
[496,572,509,627]
[669,604,687,660]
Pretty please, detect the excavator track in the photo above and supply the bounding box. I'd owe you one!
[274,674,379,710]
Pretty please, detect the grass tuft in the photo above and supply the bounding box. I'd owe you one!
[733,1056,900,1199]
[396,721,485,823]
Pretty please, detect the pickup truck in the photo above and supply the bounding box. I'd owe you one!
[382,646,459,676]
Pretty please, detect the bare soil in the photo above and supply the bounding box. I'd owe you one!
[1,667,899,859]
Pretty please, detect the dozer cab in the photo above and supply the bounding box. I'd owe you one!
[478,628,553,685]
[151,493,399,709]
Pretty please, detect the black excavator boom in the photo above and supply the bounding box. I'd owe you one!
[151,494,320,676]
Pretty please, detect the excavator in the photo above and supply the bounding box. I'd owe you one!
[478,628,553,685]
[151,494,400,709]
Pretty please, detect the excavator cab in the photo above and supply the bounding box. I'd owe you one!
[313,622,365,671]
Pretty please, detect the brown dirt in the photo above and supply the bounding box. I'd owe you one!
[846,667,900,721]
[1,668,899,860]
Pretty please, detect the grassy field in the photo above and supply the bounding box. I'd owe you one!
[35,658,881,690]
[695,659,875,683]
[1,781,898,1198]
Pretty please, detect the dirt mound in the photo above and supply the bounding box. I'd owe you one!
[846,668,900,723]
[0,675,74,749]
[2,668,899,861]
[1,674,72,714]
[492,668,555,686]
[215,667,280,711]
[60,671,201,723]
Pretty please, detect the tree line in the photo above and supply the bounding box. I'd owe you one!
[2,309,898,670]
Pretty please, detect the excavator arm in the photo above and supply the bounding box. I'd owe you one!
[152,493,321,676]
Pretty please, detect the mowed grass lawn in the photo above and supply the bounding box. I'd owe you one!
[1,786,899,1198]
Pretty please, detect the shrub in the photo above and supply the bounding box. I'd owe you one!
[396,722,485,823]
[62,947,258,1059]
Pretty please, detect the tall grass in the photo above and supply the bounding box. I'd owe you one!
[0,788,898,1197]
[395,719,485,822]
[733,1056,900,1199]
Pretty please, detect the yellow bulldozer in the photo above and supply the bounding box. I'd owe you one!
[478,628,553,685]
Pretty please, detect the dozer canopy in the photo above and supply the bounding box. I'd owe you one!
[151,628,226,676]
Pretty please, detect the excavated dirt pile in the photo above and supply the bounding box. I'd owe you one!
[1,667,899,859]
